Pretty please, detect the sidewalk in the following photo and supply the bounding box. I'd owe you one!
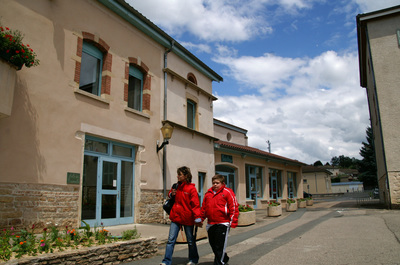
[105,206,291,245]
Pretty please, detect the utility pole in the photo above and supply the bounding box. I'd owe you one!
[266,140,271,153]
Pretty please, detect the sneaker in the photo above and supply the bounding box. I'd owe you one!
[187,262,198,265]
[159,263,167,265]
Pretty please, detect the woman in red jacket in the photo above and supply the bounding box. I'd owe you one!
[160,166,202,265]
[201,174,239,265]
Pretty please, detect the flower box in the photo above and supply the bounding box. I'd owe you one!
[268,205,282,217]
[0,58,17,119]
[286,202,297,212]
[298,200,307,208]
[238,210,256,226]
[306,199,314,206]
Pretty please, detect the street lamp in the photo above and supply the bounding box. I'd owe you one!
[156,122,174,153]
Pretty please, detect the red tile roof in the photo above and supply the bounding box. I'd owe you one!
[215,140,306,165]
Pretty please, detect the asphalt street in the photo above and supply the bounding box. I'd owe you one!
[124,197,400,265]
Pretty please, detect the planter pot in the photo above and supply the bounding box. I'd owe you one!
[286,202,297,212]
[298,200,307,208]
[306,199,314,206]
[0,58,17,119]
[268,205,282,217]
[238,210,256,226]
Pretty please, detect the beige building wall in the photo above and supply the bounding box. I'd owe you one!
[358,6,400,208]
[0,0,221,229]
[302,172,332,194]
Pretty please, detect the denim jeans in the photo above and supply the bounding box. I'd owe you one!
[162,222,199,265]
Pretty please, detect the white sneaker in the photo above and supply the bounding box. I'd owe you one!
[160,263,167,265]
[187,262,198,265]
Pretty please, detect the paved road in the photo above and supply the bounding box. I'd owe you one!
[125,198,400,265]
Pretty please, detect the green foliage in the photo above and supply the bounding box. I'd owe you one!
[313,160,323,166]
[267,200,280,206]
[0,26,40,69]
[358,126,378,189]
[238,204,254,212]
[122,228,140,240]
[330,155,359,168]
[287,198,296,204]
[0,222,140,261]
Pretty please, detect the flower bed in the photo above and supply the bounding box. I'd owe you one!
[0,238,157,265]
[0,222,143,263]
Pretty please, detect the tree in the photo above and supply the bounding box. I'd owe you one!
[330,155,358,168]
[358,126,377,189]
[313,160,323,166]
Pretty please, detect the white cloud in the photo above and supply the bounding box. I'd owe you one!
[354,0,399,13]
[128,0,275,42]
[213,51,370,164]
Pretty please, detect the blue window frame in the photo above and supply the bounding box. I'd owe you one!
[128,66,143,111]
[187,99,196,129]
[79,41,103,96]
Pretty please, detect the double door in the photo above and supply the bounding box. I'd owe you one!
[82,138,134,227]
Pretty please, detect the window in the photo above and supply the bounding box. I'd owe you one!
[287,172,297,198]
[187,99,196,129]
[269,169,282,199]
[79,41,103,96]
[128,66,143,111]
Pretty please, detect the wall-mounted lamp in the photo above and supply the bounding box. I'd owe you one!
[157,122,174,153]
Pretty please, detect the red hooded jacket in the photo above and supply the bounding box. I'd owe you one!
[201,184,239,228]
[168,182,201,226]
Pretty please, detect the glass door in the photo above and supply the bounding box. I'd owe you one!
[100,158,120,226]
[82,137,135,227]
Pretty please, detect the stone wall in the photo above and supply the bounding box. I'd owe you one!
[0,237,157,265]
[138,190,164,223]
[0,183,79,230]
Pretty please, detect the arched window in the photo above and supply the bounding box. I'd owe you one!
[187,73,197,85]
[128,66,143,111]
[79,41,103,96]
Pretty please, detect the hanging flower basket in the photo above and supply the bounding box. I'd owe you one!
[0,26,40,70]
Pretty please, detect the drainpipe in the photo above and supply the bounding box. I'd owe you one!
[162,41,174,199]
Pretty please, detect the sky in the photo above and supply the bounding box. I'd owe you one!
[128,0,400,165]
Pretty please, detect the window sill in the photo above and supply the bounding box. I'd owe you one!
[74,88,110,104]
[124,107,150,119]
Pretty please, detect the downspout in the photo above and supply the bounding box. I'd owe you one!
[163,41,174,199]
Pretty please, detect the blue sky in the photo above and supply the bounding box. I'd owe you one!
[129,0,399,164]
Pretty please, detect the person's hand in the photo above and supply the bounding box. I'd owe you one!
[171,189,177,196]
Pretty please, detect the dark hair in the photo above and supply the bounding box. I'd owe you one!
[212,174,225,184]
[177,166,192,183]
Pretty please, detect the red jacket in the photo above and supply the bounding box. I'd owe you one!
[168,182,201,226]
[201,185,239,228]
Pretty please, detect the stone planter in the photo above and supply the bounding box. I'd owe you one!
[298,200,307,208]
[286,202,297,212]
[306,199,314,206]
[0,59,17,119]
[237,210,256,226]
[268,205,282,217]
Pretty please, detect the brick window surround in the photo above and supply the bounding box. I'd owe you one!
[124,57,151,111]
[74,32,112,95]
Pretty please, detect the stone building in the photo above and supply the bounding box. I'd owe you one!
[213,119,305,209]
[357,5,400,208]
[0,0,222,229]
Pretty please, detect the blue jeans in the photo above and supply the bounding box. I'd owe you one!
[162,222,199,265]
